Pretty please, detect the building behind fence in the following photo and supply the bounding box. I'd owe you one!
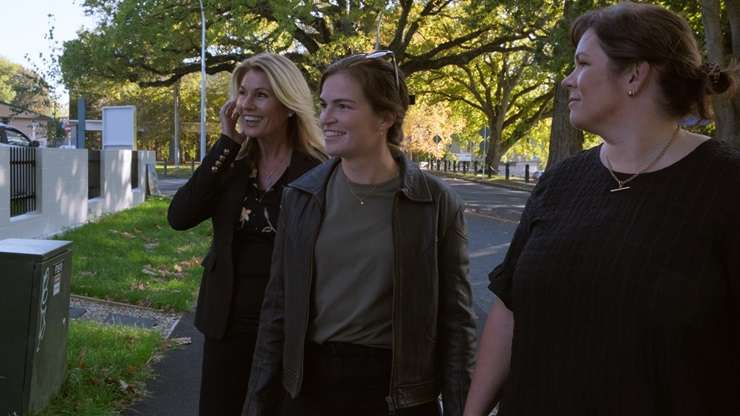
[0,148,155,239]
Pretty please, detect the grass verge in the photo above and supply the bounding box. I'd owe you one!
[155,162,198,179]
[33,320,162,416]
[56,196,212,312]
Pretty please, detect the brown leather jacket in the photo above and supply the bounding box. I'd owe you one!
[245,155,476,415]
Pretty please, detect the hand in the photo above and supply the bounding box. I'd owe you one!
[220,99,245,144]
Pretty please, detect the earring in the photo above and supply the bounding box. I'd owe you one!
[288,112,294,117]
[627,90,635,97]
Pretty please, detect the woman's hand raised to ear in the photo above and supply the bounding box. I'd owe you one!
[219,98,246,144]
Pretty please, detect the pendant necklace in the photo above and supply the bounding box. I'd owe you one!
[603,126,679,193]
[258,155,290,193]
[346,178,380,206]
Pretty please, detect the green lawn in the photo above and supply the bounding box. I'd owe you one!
[56,196,212,312]
[34,320,162,416]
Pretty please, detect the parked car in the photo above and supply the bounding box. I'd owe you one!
[0,123,40,147]
[531,169,543,182]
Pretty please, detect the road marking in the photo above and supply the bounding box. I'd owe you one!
[464,208,520,224]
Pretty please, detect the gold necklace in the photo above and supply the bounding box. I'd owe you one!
[345,176,380,206]
[603,126,679,193]
[259,154,290,192]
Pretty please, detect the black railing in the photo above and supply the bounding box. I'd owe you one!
[426,158,536,183]
[10,147,37,217]
[88,150,101,199]
[131,150,139,189]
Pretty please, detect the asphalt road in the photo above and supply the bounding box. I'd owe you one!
[441,177,530,324]
[125,176,531,416]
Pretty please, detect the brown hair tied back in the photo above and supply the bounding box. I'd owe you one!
[701,62,733,95]
[570,2,737,120]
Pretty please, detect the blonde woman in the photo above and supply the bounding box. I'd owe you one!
[168,53,325,416]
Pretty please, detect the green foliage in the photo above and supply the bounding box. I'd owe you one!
[33,321,161,416]
[0,57,54,115]
[55,197,212,312]
[62,0,548,89]
[59,0,729,160]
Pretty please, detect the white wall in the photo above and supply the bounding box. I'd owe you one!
[0,149,9,228]
[0,148,155,239]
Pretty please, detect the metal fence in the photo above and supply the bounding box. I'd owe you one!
[426,159,537,183]
[88,150,101,199]
[10,147,37,217]
[131,150,139,189]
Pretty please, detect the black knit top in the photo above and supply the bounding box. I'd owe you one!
[489,139,740,415]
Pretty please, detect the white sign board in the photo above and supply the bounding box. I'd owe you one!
[102,106,137,149]
[455,152,472,162]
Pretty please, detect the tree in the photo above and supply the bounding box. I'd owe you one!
[701,0,740,147]
[402,99,464,160]
[420,49,554,172]
[71,71,228,157]
[61,0,546,90]
[0,57,54,115]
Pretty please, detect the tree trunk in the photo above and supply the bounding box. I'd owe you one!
[546,81,584,169]
[485,122,503,174]
[702,0,737,143]
[546,0,584,170]
[725,0,740,147]
[171,79,181,166]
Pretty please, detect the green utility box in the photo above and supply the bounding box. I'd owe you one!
[0,239,73,416]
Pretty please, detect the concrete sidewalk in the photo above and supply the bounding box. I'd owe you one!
[125,312,204,416]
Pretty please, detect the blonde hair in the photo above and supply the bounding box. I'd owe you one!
[229,53,326,162]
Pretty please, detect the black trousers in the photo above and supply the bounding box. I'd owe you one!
[280,342,441,416]
[199,276,269,416]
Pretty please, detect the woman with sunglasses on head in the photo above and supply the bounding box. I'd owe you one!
[167,53,325,416]
[244,51,477,416]
[464,3,740,416]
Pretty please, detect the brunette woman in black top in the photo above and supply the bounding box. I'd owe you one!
[465,3,740,416]
[168,53,325,416]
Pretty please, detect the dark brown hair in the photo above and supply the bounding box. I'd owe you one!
[571,1,736,120]
[319,53,410,150]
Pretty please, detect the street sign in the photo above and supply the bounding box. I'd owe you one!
[479,126,491,138]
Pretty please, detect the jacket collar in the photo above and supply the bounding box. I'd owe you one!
[290,152,433,203]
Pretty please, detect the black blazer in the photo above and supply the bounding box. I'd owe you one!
[168,135,321,339]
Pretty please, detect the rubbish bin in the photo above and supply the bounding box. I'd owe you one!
[0,239,73,416]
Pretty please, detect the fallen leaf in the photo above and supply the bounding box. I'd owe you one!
[141,265,159,276]
[144,242,159,251]
[170,337,192,346]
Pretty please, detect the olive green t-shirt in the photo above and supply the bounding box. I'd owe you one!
[309,164,400,348]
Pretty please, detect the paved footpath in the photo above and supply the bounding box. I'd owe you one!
[123,176,531,415]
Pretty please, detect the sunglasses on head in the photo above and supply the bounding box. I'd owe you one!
[358,50,400,91]
[349,50,415,104]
